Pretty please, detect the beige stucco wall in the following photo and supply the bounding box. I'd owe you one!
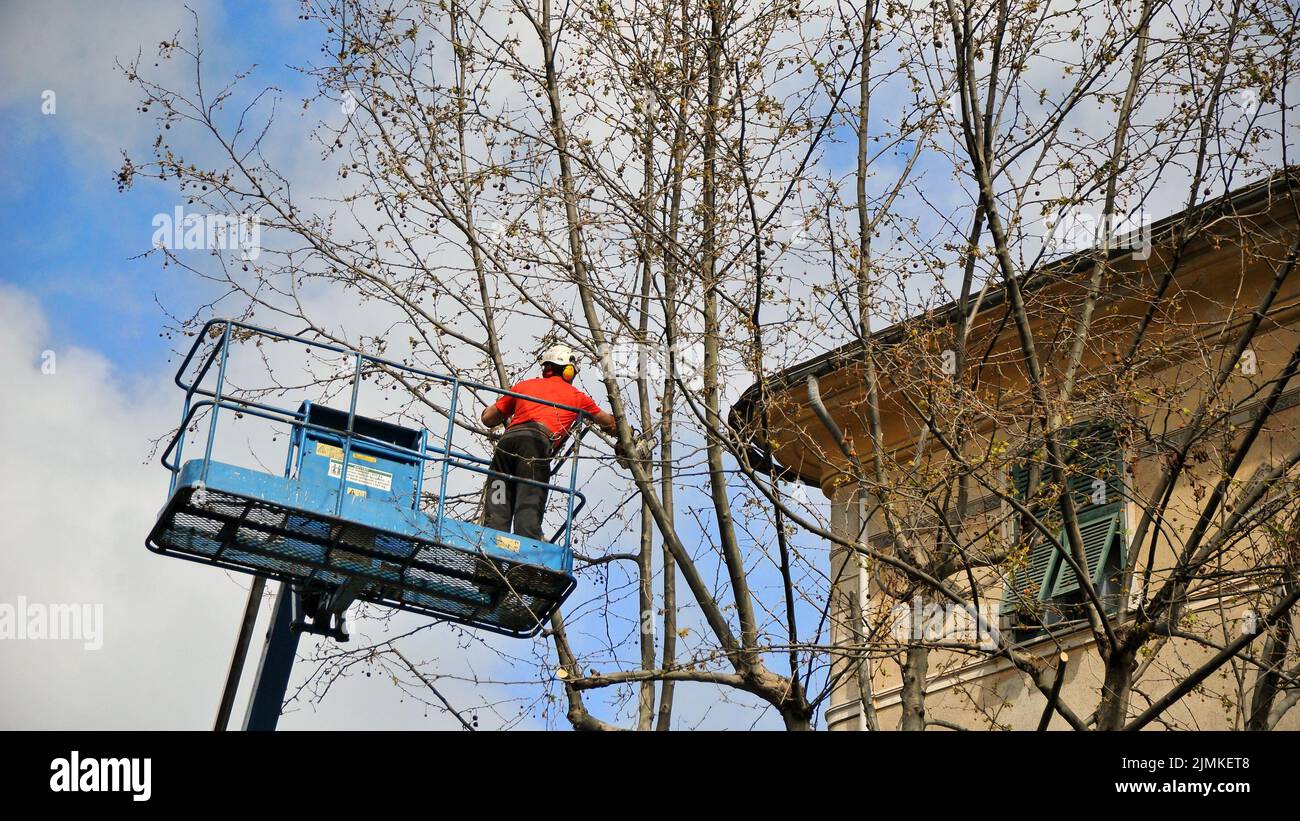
[819,247,1300,730]
[825,593,1300,731]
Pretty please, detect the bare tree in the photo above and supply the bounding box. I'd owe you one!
[120,0,1300,729]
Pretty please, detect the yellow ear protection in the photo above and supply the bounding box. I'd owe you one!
[544,360,578,381]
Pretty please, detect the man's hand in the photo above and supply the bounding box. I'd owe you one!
[614,426,642,465]
[593,410,618,436]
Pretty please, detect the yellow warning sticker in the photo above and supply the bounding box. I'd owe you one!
[346,487,367,498]
[495,534,521,553]
[327,460,393,492]
[315,442,377,463]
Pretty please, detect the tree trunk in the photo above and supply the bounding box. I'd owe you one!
[1095,646,1138,730]
[900,645,930,730]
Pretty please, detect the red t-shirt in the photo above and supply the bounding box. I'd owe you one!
[494,376,604,445]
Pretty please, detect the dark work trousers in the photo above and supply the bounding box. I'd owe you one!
[483,422,554,541]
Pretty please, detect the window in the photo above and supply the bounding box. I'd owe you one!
[1003,423,1126,636]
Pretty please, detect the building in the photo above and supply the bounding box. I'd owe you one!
[732,170,1300,730]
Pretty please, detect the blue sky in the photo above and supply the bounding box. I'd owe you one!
[0,1,317,374]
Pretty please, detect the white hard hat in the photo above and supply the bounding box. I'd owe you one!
[540,344,577,369]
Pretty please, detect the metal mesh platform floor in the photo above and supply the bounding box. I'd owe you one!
[148,480,575,637]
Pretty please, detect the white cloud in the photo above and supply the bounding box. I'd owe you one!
[0,0,228,170]
[0,283,241,728]
[0,285,538,729]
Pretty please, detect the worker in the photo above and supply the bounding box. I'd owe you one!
[480,344,621,541]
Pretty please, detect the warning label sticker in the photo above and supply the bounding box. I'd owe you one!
[327,460,393,492]
[315,442,378,463]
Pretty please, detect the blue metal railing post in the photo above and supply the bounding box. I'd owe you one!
[434,381,460,541]
[169,385,195,495]
[199,323,233,485]
[333,354,365,516]
[168,330,227,490]
[283,406,305,479]
[564,423,582,555]
[414,428,428,511]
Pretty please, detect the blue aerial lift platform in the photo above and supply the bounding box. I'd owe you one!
[148,320,589,729]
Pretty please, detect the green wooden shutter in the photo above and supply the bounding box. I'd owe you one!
[1010,455,1044,509]
[1006,453,1053,615]
[1011,459,1030,500]
[1003,530,1058,615]
[1051,505,1122,596]
[1005,423,1125,616]
[1062,424,1123,514]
